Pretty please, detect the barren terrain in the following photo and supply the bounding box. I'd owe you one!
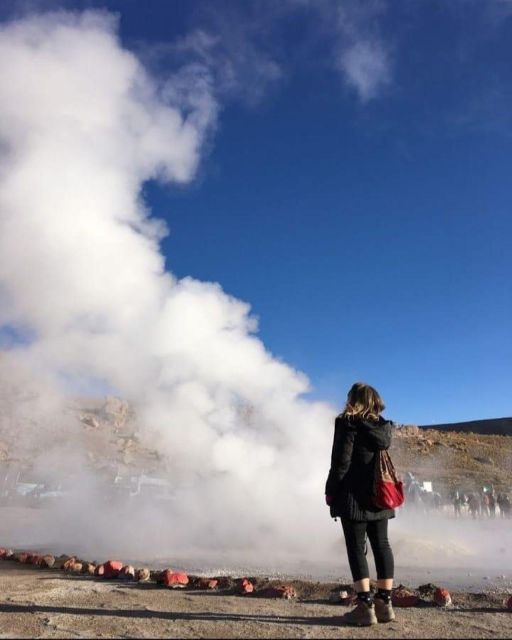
[1,562,512,639]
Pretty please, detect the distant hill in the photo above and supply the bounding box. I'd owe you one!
[419,417,512,436]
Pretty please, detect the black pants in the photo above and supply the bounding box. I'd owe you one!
[341,518,394,582]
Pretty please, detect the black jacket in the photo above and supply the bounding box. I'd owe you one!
[325,415,395,521]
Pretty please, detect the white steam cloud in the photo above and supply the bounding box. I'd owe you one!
[0,11,334,560]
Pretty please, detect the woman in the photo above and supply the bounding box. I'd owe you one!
[325,382,396,626]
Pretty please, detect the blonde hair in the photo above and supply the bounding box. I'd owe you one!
[341,382,385,422]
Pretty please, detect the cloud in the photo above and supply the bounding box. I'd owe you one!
[333,1,392,102]
[336,38,390,102]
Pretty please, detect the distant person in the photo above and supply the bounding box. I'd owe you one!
[498,493,511,518]
[468,493,479,519]
[452,490,462,518]
[325,382,396,627]
[480,491,490,518]
[432,492,442,511]
[488,491,496,518]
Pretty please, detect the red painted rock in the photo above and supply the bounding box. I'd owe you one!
[162,571,189,588]
[95,564,105,577]
[119,565,136,580]
[392,587,419,607]
[506,596,512,610]
[434,587,452,607]
[239,578,254,594]
[103,560,123,579]
[196,578,219,590]
[135,568,151,582]
[40,555,55,568]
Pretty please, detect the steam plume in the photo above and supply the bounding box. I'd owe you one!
[0,11,333,557]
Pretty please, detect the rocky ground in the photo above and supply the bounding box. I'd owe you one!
[391,424,512,492]
[1,561,511,639]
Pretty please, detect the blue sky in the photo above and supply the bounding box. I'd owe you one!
[2,0,511,425]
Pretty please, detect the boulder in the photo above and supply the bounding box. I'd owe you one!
[239,578,254,595]
[119,565,136,580]
[433,587,452,607]
[392,586,419,607]
[135,568,151,582]
[103,560,123,579]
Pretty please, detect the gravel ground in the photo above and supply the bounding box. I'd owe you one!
[1,563,511,639]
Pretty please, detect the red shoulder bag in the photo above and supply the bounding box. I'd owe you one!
[373,449,405,509]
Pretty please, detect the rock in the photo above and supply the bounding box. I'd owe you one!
[329,589,353,605]
[418,583,438,597]
[15,553,29,564]
[434,587,452,607]
[239,578,254,595]
[40,555,55,569]
[70,562,83,574]
[119,565,135,580]
[263,585,297,599]
[95,564,105,577]
[80,414,100,429]
[392,586,419,607]
[103,560,123,579]
[161,570,189,588]
[101,396,130,430]
[62,557,78,572]
[215,576,234,590]
[152,570,165,583]
[196,578,219,590]
[135,568,151,582]
[82,562,96,575]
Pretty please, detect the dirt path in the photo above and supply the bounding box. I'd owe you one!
[0,564,511,639]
